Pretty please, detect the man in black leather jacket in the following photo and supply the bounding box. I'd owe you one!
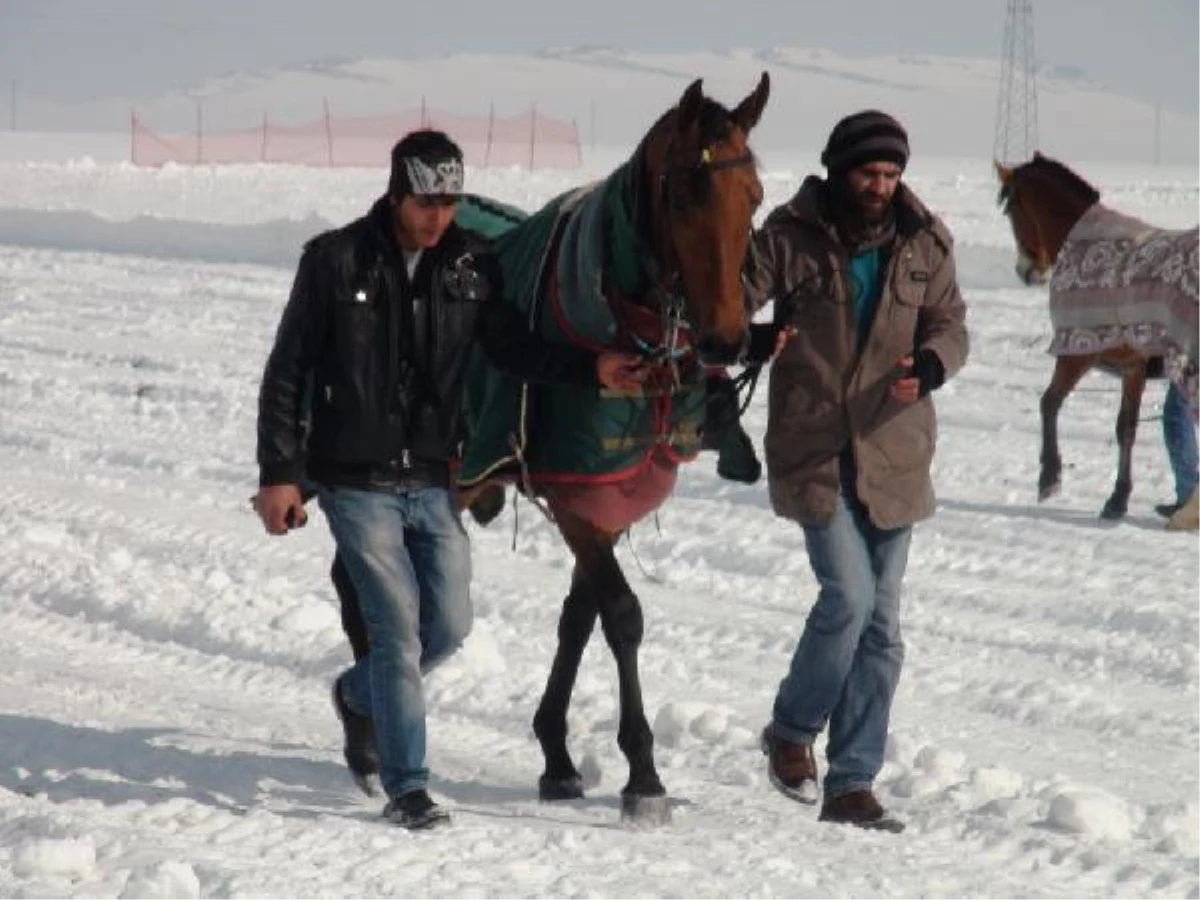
[253,130,645,830]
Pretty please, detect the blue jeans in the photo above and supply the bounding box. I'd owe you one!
[771,462,912,799]
[318,485,473,798]
[1163,381,1198,504]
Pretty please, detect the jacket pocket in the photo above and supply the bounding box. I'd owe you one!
[442,254,491,302]
[892,274,928,307]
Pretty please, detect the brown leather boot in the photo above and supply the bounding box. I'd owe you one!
[819,789,905,833]
[760,726,818,804]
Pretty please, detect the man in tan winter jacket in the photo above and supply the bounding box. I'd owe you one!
[746,110,969,832]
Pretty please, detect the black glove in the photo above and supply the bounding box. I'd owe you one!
[908,348,946,397]
[742,323,785,366]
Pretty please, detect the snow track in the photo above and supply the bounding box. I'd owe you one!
[0,163,1195,898]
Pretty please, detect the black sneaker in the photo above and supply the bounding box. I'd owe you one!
[383,789,451,830]
[331,676,380,796]
[1155,500,1185,518]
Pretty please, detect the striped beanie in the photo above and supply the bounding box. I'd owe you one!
[820,110,909,175]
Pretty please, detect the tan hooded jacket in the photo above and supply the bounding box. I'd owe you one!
[746,176,969,529]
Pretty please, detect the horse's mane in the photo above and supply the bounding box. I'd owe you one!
[1001,153,1100,212]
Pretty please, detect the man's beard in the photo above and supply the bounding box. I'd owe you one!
[825,178,897,254]
[854,188,891,223]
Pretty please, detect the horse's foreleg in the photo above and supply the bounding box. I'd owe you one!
[1101,365,1147,519]
[533,570,597,801]
[1040,355,1091,501]
[554,511,668,823]
[595,571,668,822]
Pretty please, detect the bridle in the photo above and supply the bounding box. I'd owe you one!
[633,133,757,381]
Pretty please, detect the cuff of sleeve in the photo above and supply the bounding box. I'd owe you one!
[913,348,946,397]
[260,462,303,487]
[741,322,782,366]
[569,352,600,387]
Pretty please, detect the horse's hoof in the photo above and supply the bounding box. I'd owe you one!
[620,792,672,826]
[538,774,584,802]
[1037,481,1061,502]
[1099,502,1127,521]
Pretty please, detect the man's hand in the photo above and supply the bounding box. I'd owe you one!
[253,483,307,535]
[888,355,921,404]
[889,348,946,404]
[596,352,649,391]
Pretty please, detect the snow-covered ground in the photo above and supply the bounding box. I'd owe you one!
[0,150,1196,898]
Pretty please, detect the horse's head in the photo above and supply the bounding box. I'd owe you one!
[995,152,1100,287]
[641,73,770,366]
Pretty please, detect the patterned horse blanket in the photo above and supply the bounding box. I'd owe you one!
[458,164,707,512]
[1049,203,1199,420]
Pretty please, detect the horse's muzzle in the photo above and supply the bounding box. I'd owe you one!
[696,332,749,367]
[1018,264,1051,286]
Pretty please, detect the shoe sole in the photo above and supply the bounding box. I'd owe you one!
[766,768,819,805]
[819,813,906,833]
[388,809,451,831]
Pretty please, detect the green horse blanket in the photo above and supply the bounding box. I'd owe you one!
[458,164,707,488]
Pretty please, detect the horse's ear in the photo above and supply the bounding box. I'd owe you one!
[995,160,1013,184]
[730,71,770,134]
[676,79,705,130]
[1033,149,1044,160]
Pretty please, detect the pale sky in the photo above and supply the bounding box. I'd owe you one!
[1,0,1196,113]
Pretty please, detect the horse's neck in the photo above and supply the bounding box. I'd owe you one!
[1069,202,1164,241]
[604,154,663,301]
[1044,197,1099,261]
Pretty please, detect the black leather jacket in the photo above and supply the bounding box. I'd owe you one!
[257,196,596,490]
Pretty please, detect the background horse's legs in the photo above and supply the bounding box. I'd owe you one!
[1040,355,1093,501]
[533,566,598,801]
[1101,359,1148,519]
[548,508,668,823]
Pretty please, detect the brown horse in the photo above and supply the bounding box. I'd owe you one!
[455,75,769,822]
[995,152,1199,519]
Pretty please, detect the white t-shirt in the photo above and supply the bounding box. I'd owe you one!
[403,248,423,281]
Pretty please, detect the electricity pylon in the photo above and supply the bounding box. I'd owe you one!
[993,0,1039,165]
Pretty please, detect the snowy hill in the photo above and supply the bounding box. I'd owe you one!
[14,46,1199,165]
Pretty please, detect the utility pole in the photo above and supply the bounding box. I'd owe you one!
[993,0,1039,165]
[9,80,15,132]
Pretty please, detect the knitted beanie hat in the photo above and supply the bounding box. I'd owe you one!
[820,110,909,174]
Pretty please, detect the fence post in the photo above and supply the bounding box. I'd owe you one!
[528,103,536,170]
[323,98,333,166]
[194,98,203,164]
[572,118,582,168]
[485,101,494,168]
